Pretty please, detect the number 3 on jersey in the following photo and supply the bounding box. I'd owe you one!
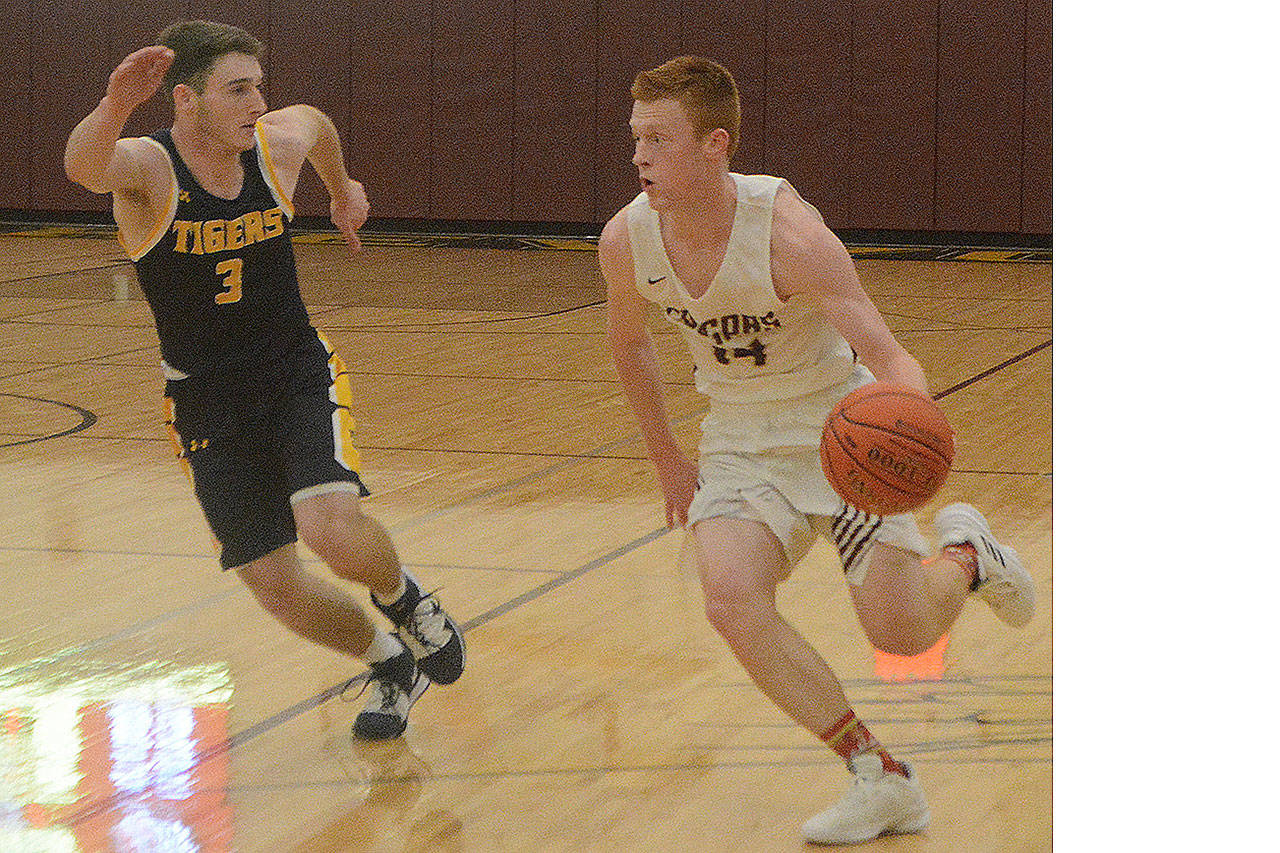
[214,258,243,304]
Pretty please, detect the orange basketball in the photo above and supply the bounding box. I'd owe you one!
[819,382,955,515]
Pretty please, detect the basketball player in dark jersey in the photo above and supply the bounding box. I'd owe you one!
[64,21,464,740]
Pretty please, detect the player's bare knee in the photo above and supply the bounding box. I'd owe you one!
[296,513,359,565]
[701,572,772,636]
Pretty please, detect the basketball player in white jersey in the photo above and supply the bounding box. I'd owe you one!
[599,56,1036,844]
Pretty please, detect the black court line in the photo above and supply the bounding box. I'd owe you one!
[0,344,159,382]
[0,301,112,322]
[0,392,98,447]
[933,339,1052,401]
[151,751,1048,806]
[386,300,605,327]
[0,262,129,286]
[173,317,1050,770]
[228,750,1051,796]
[457,527,670,630]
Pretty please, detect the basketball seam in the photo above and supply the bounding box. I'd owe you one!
[831,424,937,496]
[839,419,952,464]
[829,423,938,504]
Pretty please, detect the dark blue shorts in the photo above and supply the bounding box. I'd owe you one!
[163,331,370,569]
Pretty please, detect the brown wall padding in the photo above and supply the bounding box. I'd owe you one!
[936,0,1025,231]
[0,0,32,210]
[1023,0,1052,233]
[18,0,1049,235]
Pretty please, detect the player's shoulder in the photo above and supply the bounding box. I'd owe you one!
[256,105,315,156]
[116,134,170,169]
[598,207,639,286]
[771,182,831,255]
[106,135,173,199]
[598,207,632,255]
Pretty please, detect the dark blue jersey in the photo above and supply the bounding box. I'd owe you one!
[131,125,313,378]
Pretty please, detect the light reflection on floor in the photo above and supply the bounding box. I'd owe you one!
[0,660,232,851]
[873,632,949,682]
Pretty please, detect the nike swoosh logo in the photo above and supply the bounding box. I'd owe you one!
[648,276,667,285]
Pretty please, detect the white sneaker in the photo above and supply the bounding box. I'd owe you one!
[372,577,466,685]
[352,645,430,740]
[802,753,930,845]
[934,502,1036,628]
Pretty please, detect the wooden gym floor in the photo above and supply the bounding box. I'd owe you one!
[0,226,1051,852]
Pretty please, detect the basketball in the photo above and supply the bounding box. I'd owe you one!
[819,382,955,515]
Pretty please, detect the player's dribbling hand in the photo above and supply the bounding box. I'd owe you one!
[105,46,174,115]
[331,179,369,252]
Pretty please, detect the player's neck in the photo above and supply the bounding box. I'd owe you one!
[170,122,246,196]
[659,173,736,245]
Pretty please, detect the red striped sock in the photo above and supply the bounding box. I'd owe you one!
[820,710,906,777]
[941,542,981,590]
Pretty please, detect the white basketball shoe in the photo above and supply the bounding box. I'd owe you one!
[352,642,430,741]
[934,502,1036,628]
[802,753,931,845]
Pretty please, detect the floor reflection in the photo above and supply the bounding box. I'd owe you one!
[873,632,949,682]
[0,659,232,851]
[294,739,461,853]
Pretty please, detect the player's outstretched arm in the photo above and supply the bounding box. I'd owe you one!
[771,186,929,394]
[601,211,699,527]
[65,46,174,195]
[260,104,368,252]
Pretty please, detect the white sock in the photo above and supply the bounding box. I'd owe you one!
[362,630,403,665]
[373,574,408,608]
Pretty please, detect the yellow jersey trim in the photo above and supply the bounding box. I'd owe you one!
[255,122,295,220]
[121,137,179,261]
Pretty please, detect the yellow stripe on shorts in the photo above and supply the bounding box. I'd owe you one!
[326,349,363,475]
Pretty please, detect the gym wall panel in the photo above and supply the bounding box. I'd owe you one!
[593,0,683,222]
[512,0,597,222]
[178,2,271,98]
[350,2,434,219]
[764,0,856,227]
[0,1,32,209]
[430,0,514,220]
[17,1,1050,235]
[1022,0,1051,233]
[266,0,352,218]
[848,0,937,231]
[113,1,184,146]
[31,0,115,211]
[936,0,1025,231]
[680,0,769,178]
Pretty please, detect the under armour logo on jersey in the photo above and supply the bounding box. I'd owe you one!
[179,190,191,203]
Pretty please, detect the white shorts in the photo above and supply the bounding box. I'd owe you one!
[686,369,930,585]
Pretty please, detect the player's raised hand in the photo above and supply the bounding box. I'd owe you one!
[105,46,175,114]
[330,178,369,252]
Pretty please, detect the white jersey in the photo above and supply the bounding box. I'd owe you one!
[626,173,858,404]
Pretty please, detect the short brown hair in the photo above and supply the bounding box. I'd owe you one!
[158,20,262,96]
[632,56,740,159]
